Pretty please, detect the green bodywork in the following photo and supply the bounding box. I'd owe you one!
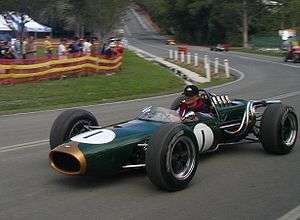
[68,100,248,173]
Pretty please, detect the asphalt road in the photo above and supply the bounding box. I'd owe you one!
[0,8,300,220]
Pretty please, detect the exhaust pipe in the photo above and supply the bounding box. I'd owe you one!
[49,143,87,175]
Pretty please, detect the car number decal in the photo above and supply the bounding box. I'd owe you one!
[193,123,214,152]
[71,129,116,144]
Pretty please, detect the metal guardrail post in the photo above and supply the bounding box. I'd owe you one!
[187,52,191,64]
[214,58,219,74]
[206,60,211,82]
[174,51,178,61]
[224,59,230,78]
[194,53,198,67]
[204,55,209,69]
[169,50,173,59]
[180,51,185,63]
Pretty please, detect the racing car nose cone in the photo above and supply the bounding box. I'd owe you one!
[49,143,87,175]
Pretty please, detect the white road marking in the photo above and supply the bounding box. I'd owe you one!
[278,204,300,220]
[206,49,300,69]
[0,139,48,153]
[268,90,300,101]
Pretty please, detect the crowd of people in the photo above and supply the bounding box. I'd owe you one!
[0,35,125,60]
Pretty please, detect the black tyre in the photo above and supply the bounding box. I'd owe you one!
[50,109,99,149]
[146,123,199,191]
[170,95,185,110]
[261,104,298,154]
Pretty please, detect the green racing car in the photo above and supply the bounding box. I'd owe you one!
[49,89,298,191]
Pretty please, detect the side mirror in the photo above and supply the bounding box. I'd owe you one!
[182,111,196,121]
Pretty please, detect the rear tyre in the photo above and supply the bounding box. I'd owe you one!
[261,104,298,154]
[146,123,199,191]
[50,109,99,149]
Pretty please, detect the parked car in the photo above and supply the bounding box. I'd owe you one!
[210,43,230,52]
[166,39,176,45]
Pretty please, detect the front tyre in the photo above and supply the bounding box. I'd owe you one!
[261,104,298,154]
[50,109,99,149]
[146,123,199,191]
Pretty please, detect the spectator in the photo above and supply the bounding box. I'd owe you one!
[68,37,81,54]
[90,37,99,55]
[11,38,21,59]
[22,37,27,59]
[58,38,67,59]
[25,36,37,59]
[83,38,92,54]
[44,35,53,58]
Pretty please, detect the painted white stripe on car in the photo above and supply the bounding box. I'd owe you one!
[193,123,214,152]
[71,129,116,144]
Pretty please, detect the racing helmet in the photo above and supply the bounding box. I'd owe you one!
[183,85,199,97]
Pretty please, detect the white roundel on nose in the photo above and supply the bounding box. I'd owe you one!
[193,123,214,152]
[71,129,116,144]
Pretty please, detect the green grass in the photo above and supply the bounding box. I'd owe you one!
[0,50,185,115]
[230,47,285,57]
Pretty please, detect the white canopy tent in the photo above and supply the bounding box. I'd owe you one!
[0,15,12,31]
[10,14,52,33]
[0,13,52,33]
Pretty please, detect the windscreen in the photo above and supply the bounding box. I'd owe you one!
[137,106,181,123]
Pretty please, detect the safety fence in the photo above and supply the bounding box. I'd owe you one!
[0,53,123,84]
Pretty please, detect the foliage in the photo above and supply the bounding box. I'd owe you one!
[0,0,129,40]
[135,0,300,46]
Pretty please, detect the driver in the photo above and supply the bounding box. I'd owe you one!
[178,85,210,117]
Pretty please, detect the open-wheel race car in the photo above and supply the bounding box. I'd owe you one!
[284,46,300,63]
[49,89,298,191]
[210,43,230,52]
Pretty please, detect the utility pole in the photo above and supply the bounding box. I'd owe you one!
[20,0,27,59]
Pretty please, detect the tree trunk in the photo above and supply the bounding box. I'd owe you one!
[242,0,249,48]
[75,17,80,37]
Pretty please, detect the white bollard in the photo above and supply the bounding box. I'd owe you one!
[187,52,191,64]
[174,51,178,61]
[169,50,173,59]
[224,59,230,78]
[214,58,219,74]
[194,53,198,67]
[204,55,209,68]
[180,52,185,63]
[206,62,211,82]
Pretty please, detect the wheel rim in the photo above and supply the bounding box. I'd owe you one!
[282,113,297,146]
[67,119,93,140]
[167,136,196,180]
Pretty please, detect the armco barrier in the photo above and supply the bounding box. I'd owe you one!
[0,53,123,84]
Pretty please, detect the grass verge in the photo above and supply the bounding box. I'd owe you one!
[0,50,185,115]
